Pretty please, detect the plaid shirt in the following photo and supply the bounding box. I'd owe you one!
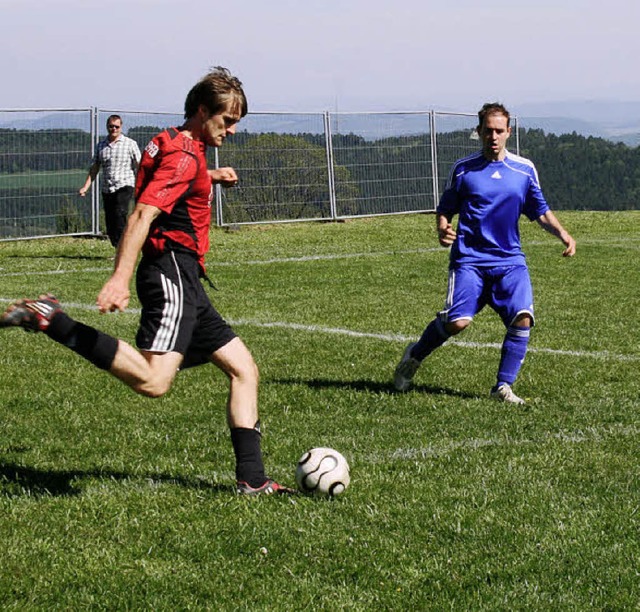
[93,134,141,193]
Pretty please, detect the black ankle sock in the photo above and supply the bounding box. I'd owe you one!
[45,312,118,371]
[230,426,266,487]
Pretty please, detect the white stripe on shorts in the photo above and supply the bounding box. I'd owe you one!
[446,268,456,309]
[149,253,184,352]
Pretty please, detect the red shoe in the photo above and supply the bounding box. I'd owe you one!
[0,294,62,332]
[236,478,297,496]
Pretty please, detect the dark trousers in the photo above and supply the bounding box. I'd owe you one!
[102,186,134,247]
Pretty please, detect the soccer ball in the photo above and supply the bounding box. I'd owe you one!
[295,447,350,496]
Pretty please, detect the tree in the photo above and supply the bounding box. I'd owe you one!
[218,133,359,223]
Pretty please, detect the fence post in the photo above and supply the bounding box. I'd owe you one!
[90,107,100,237]
[324,111,337,220]
[430,111,440,208]
[213,147,223,226]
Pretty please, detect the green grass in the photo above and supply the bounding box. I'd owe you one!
[0,211,638,610]
[0,169,85,190]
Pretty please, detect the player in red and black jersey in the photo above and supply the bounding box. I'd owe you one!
[134,126,215,268]
[1,67,293,496]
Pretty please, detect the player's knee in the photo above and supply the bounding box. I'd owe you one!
[220,353,259,386]
[445,319,470,335]
[235,358,259,386]
[512,313,532,327]
[135,386,164,399]
[141,385,169,399]
[133,376,173,398]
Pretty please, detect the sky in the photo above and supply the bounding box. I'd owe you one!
[1,0,639,117]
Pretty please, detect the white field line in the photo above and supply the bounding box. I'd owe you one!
[231,319,640,362]
[219,248,444,266]
[368,423,640,464]
[0,298,638,363]
[0,266,113,277]
[0,248,444,277]
[526,238,640,249]
[150,423,640,474]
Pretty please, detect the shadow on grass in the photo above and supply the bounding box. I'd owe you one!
[4,253,110,261]
[0,462,230,499]
[269,377,478,400]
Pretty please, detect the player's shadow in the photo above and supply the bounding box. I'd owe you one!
[4,253,109,261]
[0,461,230,499]
[269,377,478,400]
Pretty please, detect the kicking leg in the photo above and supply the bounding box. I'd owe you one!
[1,294,182,397]
[394,265,483,392]
[394,317,469,392]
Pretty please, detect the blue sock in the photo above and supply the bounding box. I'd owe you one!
[412,317,451,362]
[496,326,530,386]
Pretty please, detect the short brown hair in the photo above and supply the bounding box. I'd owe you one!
[184,66,248,119]
[478,102,510,129]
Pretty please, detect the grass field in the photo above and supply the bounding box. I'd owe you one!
[0,211,638,610]
[0,169,85,190]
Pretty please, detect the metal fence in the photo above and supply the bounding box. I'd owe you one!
[0,107,521,241]
[0,108,95,240]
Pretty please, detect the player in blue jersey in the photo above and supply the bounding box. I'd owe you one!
[394,102,576,404]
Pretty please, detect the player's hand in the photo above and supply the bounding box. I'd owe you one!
[78,187,88,197]
[438,223,456,247]
[97,276,130,313]
[561,234,576,257]
[208,167,238,187]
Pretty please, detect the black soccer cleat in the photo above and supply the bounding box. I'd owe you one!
[236,478,297,496]
[0,294,63,332]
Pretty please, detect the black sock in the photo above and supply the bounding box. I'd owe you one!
[45,312,119,371]
[230,426,267,488]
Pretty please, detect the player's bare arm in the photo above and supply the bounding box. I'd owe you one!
[436,212,456,247]
[97,203,161,313]
[208,166,238,187]
[536,210,576,257]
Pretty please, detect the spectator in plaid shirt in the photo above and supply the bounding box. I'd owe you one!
[79,115,141,247]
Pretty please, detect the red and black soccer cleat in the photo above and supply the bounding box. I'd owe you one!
[236,478,297,496]
[0,294,63,332]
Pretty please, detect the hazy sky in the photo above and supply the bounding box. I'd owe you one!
[2,0,639,115]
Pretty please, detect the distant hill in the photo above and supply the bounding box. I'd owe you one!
[1,100,639,146]
[514,100,640,146]
[0,111,181,134]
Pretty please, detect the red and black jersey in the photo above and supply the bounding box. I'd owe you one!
[135,128,213,271]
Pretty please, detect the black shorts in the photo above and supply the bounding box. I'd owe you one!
[135,251,236,368]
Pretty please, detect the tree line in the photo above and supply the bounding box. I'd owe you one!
[1,126,639,220]
[519,129,640,210]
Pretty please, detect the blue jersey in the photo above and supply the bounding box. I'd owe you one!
[437,150,550,267]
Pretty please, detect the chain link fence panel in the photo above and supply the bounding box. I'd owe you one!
[0,108,94,240]
[330,112,435,218]
[217,112,332,225]
[0,107,523,239]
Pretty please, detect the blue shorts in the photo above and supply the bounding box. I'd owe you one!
[439,264,534,327]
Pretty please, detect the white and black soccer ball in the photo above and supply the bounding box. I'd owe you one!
[295,447,350,496]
